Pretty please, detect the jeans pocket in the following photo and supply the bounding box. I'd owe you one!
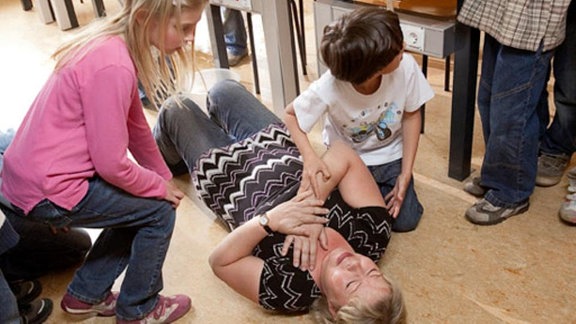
[27,199,72,228]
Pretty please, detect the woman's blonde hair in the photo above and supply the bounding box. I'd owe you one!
[311,273,406,324]
[52,0,208,107]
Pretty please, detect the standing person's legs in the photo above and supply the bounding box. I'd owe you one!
[206,80,281,140]
[537,1,576,186]
[223,8,248,65]
[15,177,179,321]
[368,159,422,232]
[467,35,553,224]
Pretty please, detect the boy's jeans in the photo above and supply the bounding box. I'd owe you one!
[369,160,423,232]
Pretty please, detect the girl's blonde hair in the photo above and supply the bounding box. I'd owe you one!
[311,273,406,324]
[52,0,208,107]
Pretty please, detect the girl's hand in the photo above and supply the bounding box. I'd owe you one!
[299,155,331,198]
[268,190,329,236]
[164,180,185,208]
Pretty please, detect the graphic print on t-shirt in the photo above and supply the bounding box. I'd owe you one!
[347,101,401,143]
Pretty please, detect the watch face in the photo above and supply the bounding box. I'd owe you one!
[259,214,269,226]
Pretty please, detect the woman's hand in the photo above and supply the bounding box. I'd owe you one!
[281,224,328,271]
[384,173,410,218]
[299,155,331,198]
[164,179,185,208]
[268,190,329,236]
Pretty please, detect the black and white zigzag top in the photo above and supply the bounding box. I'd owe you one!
[193,123,392,313]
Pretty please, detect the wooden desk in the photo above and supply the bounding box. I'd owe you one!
[355,0,456,19]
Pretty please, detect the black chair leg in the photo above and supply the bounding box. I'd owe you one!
[289,0,307,75]
[246,13,260,94]
[21,0,33,11]
[444,55,451,92]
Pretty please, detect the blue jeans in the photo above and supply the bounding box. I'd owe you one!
[0,217,20,324]
[154,80,279,170]
[10,178,176,321]
[540,0,576,157]
[223,8,247,56]
[477,34,554,207]
[0,206,91,282]
[0,269,19,324]
[368,160,422,232]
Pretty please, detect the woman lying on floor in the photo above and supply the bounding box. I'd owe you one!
[153,80,406,323]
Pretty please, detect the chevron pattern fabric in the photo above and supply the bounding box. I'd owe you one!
[192,123,303,231]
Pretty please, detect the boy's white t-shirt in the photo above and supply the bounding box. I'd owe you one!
[293,53,434,166]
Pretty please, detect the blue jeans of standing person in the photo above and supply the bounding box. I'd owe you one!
[539,0,576,158]
[8,177,176,321]
[477,34,554,207]
[223,8,247,57]
[368,160,422,232]
[154,80,279,171]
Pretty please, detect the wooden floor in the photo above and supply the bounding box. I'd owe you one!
[1,0,575,323]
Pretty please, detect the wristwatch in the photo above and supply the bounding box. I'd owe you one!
[258,213,273,234]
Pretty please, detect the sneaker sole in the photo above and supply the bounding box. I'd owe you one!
[465,203,530,226]
[535,175,562,187]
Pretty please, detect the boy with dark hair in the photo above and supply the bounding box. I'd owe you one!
[284,7,434,232]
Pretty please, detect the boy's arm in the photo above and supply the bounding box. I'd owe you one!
[386,109,421,217]
[401,109,421,180]
[283,103,317,161]
[283,103,331,196]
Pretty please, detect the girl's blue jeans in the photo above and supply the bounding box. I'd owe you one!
[10,177,176,321]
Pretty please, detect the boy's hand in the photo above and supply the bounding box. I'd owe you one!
[384,174,410,218]
[299,155,331,198]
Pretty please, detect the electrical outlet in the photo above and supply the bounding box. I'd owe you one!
[401,23,425,52]
[210,0,252,11]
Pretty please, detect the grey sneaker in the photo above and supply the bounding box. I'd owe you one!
[536,153,570,187]
[465,198,529,225]
[559,193,576,225]
[463,177,486,197]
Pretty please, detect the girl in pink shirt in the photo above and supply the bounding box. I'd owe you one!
[0,0,207,322]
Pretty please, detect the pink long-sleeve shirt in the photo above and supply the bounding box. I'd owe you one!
[1,36,172,214]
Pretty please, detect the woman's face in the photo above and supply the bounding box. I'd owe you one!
[320,248,391,316]
[149,6,203,54]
